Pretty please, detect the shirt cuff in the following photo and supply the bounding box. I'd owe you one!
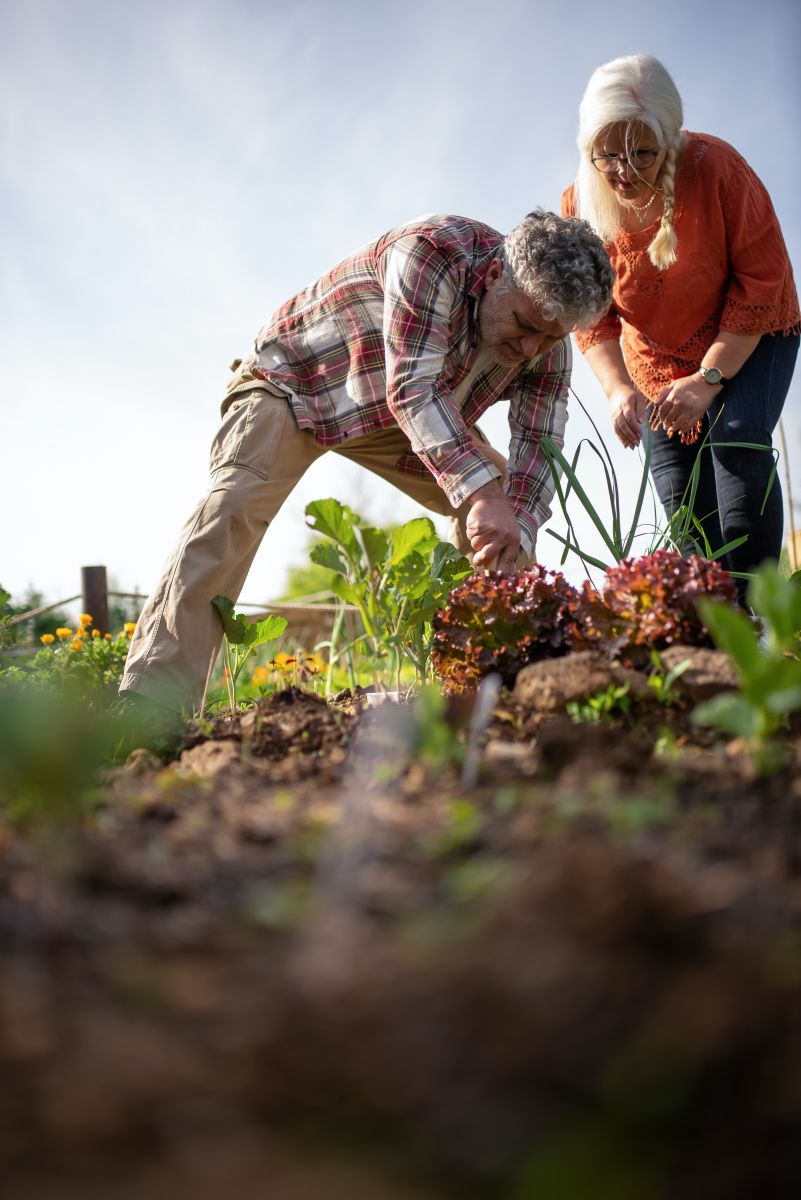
[514,510,539,562]
[437,453,502,508]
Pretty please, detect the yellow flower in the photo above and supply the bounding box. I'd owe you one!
[69,639,84,652]
[40,633,56,645]
[79,612,93,627]
[124,622,137,637]
[55,627,73,640]
[104,633,113,641]
[74,626,87,638]
[271,652,295,673]
[92,629,102,638]
[252,666,270,686]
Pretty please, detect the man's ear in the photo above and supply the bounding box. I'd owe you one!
[485,257,503,287]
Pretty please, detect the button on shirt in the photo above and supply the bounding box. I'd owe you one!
[231,214,570,559]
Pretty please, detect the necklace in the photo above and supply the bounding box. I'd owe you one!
[621,187,662,225]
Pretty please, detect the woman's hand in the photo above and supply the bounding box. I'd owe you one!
[609,386,647,448]
[653,374,718,437]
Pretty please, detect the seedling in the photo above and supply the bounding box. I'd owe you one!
[566,682,631,724]
[212,595,288,712]
[693,564,801,771]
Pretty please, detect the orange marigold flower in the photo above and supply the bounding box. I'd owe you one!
[69,639,84,652]
[104,633,113,641]
[40,633,56,645]
[79,613,93,627]
[124,622,137,636]
[92,629,102,638]
[252,666,270,686]
[55,627,73,640]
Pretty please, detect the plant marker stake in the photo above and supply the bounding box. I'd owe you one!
[461,672,502,789]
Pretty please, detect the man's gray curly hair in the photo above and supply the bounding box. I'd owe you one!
[499,208,614,330]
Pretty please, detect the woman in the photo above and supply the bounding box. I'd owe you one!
[562,53,799,599]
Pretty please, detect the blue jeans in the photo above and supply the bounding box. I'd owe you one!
[649,333,799,601]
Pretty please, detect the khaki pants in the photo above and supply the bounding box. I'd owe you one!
[121,390,509,709]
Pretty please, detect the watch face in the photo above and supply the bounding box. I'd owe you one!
[703,367,723,385]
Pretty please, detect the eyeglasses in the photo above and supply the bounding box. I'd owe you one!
[591,149,660,174]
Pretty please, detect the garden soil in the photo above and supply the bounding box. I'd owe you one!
[2,655,801,1199]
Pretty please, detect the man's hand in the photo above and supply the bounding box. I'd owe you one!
[465,480,521,570]
[609,385,647,449]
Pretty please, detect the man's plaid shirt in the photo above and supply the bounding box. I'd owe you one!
[234,214,570,557]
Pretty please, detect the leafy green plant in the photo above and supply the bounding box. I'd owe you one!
[212,596,288,711]
[0,586,16,649]
[542,392,774,580]
[541,416,654,572]
[0,613,138,707]
[599,551,737,652]
[647,649,691,705]
[693,564,801,768]
[305,498,471,690]
[431,553,734,691]
[431,566,581,691]
[566,682,632,724]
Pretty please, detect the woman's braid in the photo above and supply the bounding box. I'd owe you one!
[647,140,679,270]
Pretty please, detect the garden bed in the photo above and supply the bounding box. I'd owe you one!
[2,661,801,1199]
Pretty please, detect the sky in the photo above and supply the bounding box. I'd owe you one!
[2,0,800,619]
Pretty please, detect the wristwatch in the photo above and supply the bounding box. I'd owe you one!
[699,365,726,386]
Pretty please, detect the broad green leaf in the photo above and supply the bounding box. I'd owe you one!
[746,657,801,714]
[387,553,431,605]
[309,542,349,576]
[697,598,762,678]
[747,564,801,653]
[212,595,246,644]
[329,574,361,607]
[764,684,801,716]
[305,498,360,560]
[356,525,389,570]
[389,517,437,567]
[693,693,759,739]
[430,542,470,583]
[244,614,288,648]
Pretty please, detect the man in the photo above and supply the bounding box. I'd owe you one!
[121,209,613,709]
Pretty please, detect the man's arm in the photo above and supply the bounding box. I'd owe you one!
[503,338,571,560]
[381,236,502,506]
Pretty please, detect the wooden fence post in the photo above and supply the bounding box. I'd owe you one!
[81,565,109,634]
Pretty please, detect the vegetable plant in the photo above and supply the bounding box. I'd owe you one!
[542,389,775,581]
[432,552,738,690]
[599,551,737,651]
[693,564,801,768]
[212,596,288,711]
[305,498,471,690]
[431,565,581,691]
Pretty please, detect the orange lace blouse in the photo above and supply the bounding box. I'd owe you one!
[561,132,800,402]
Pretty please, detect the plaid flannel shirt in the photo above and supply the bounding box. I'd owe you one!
[236,214,570,558]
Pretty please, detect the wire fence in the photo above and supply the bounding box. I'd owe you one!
[4,566,355,649]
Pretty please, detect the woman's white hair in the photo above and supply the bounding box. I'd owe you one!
[575,53,683,270]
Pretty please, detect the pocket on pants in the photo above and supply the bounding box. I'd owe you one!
[209,392,289,478]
